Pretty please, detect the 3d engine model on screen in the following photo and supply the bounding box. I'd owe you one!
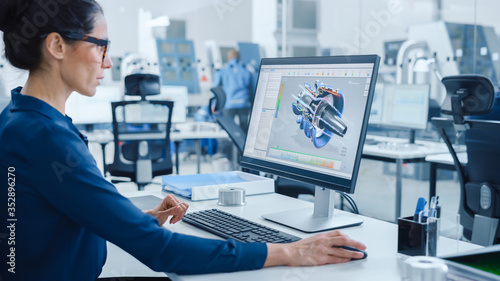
[292,80,347,148]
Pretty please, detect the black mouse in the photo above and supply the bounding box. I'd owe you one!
[334,245,367,260]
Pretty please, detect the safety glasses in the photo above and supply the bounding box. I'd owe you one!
[60,32,110,63]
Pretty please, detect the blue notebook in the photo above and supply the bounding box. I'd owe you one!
[162,172,247,198]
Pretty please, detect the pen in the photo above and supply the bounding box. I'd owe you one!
[413,197,427,221]
[428,196,438,218]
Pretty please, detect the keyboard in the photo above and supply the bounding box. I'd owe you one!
[182,209,301,243]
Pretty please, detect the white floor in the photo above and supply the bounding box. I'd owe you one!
[88,142,464,240]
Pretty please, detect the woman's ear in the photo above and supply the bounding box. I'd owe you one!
[44,32,66,60]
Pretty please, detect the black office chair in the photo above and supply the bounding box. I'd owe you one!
[432,74,500,246]
[107,74,174,190]
[209,86,251,134]
[209,86,247,153]
[209,86,315,198]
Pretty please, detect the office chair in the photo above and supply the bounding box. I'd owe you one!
[107,74,174,190]
[209,86,315,198]
[209,86,246,153]
[432,74,500,246]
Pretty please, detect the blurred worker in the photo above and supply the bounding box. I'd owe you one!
[213,49,252,109]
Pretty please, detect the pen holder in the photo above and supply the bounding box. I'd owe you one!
[398,216,439,257]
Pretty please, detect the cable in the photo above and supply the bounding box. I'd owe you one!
[335,191,359,214]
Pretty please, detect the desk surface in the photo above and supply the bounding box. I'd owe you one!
[425,152,468,166]
[84,122,229,143]
[100,191,481,281]
[363,135,464,160]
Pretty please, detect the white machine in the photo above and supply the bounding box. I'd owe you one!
[396,21,500,105]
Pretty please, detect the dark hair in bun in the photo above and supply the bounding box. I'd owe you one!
[0,0,103,71]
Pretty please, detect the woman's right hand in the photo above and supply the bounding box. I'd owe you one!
[263,230,366,267]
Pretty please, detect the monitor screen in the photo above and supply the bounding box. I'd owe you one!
[384,40,405,66]
[241,55,380,194]
[161,42,174,54]
[292,46,317,57]
[66,86,122,125]
[177,43,191,54]
[292,0,317,30]
[380,84,430,130]
[369,82,384,125]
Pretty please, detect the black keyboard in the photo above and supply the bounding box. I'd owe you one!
[182,209,301,243]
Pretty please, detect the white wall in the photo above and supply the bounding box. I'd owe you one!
[252,0,278,58]
[0,37,29,96]
[100,0,252,59]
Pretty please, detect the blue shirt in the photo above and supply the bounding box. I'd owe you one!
[0,87,267,281]
[213,58,252,109]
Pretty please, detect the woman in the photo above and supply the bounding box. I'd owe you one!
[0,1,366,280]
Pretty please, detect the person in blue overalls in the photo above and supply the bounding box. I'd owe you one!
[213,49,252,109]
[195,49,253,157]
[0,1,366,280]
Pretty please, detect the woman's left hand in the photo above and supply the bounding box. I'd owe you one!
[144,194,189,225]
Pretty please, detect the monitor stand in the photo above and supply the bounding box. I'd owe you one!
[409,129,416,144]
[262,186,363,233]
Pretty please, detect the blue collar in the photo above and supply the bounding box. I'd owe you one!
[9,87,88,145]
[228,58,239,66]
[10,87,71,122]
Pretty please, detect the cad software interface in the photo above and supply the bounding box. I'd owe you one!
[244,62,375,180]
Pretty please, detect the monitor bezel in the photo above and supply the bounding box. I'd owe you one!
[240,55,381,194]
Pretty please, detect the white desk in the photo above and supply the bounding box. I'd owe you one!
[99,190,481,281]
[85,122,229,174]
[362,135,465,221]
[425,152,468,166]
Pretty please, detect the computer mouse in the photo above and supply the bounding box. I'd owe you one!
[334,245,368,260]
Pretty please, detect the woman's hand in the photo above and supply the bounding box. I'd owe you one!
[144,194,189,226]
[264,230,366,267]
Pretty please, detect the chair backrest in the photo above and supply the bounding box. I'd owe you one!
[216,115,246,154]
[209,86,245,153]
[209,86,226,113]
[434,74,500,245]
[108,99,174,181]
[124,74,161,101]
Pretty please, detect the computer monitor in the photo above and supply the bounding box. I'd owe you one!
[380,84,430,143]
[123,85,187,124]
[368,82,384,125]
[241,55,380,233]
[66,86,122,125]
[384,40,405,66]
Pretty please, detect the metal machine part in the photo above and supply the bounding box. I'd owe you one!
[292,80,347,148]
